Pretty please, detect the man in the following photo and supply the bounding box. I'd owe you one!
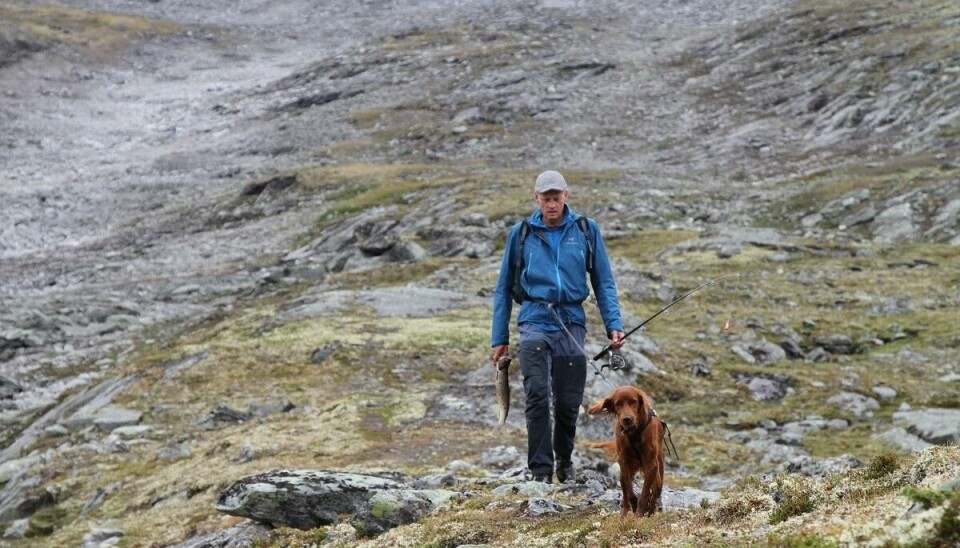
[490,170,625,484]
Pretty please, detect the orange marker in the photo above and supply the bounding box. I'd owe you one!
[723,319,731,331]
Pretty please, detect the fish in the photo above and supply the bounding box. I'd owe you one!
[496,356,512,427]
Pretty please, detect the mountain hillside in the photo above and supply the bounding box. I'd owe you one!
[0,0,958,546]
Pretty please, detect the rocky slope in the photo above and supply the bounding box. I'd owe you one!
[1,0,958,546]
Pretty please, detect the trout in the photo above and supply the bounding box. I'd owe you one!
[496,356,512,427]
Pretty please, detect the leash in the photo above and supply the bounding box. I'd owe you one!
[662,421,680,461]
[547,303,618,391]
[548,300,693,464]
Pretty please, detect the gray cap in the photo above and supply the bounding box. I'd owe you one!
[534,170,568,193]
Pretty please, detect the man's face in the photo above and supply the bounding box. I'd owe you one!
[534,190,568,227]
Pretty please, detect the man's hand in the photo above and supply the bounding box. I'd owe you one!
[491,344,510,368]
[608,331,625,349]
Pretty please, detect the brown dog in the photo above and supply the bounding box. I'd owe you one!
[587,386,665,517]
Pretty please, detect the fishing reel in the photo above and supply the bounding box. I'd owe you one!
[600,349,626,371]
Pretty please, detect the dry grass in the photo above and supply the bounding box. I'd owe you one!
[0,5,179,60]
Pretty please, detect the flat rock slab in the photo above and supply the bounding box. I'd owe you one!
[279,287,484,320]
[216,470,458,535]
[893,408,960,445]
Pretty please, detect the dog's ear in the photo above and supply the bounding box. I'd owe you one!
[632,387,649,417]
[587,397,613,416]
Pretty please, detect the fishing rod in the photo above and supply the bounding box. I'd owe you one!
[592,272,741,361]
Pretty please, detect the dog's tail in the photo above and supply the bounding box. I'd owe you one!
[588,440,618,460]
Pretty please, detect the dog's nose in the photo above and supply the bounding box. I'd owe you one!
[622,416,633,426]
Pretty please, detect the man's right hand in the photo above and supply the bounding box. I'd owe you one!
[491,344,509,368]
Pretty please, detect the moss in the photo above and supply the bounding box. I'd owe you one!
[766,533,839,548]
[0,5,179,62]
[425,529,491,548]
[901,486,960,548]
[258,527,327,547]
[25,505,69,537]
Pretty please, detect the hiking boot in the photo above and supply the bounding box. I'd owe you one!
[532,473,553,484]
[556,461,575,483]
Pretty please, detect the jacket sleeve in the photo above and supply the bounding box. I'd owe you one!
[588,220,624,334]
[491,224,519,347]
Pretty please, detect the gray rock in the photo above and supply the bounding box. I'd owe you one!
[0,455,40,484]
[782,416,828,434]
[660,486,720,510]
[248,401,295,418]
[839,205,876,229]
[157,442,191,461]
[478,445,523,469]
[779,339,804,359]
[353,489,459,537]
[0,472,54,523]
[2,518,29,540]
[871,385,898,402]
[874,427,932,453]
[387,240,428,262]
[81,527,124,548]
[310,344,337,364]
[446,460,475,473]
[735,374,791,402]
[893,408,960,445]
[815,334,854,354]
[826,419,849,431]
[162,351,210,380]
[460,212,489,227]
[873,202,919,244]
[804,347,830,362]
[492,481,555,497]
[91,406,143,430]
[735,339,787,365]
[42,376,138,452]
[409,473,457,489]
[826,392,880,418]
[170,521,270,548]
[781,454,862,477]
[938,373,960,383]
[822,189,871,218]
[525,497,569,516]
[731,344,757,364]
[110,425,153,440]
[216,470,456,534]
[777,432,804,446]
[746,439,805,464]
[77,482,121,520]
[800,212,822,228]
[42,424,69,438]
[0,375,23,399]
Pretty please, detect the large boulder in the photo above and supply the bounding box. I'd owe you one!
[893,408,960,445]
[215,470,458,535]
[826,392,880,419]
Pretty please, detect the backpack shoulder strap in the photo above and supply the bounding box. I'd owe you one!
[511,221,530,304]
[577,217,594,273]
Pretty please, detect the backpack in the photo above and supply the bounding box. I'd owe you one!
[511,217,594,304]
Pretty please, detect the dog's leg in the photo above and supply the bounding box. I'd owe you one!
[619,465,638,517]
[639,463,662,516]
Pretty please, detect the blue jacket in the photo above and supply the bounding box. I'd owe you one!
[491,206,623,347]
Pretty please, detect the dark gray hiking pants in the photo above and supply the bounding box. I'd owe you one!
[518,323,587,477]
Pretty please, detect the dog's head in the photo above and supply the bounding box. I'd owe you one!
[587,386,650,433]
